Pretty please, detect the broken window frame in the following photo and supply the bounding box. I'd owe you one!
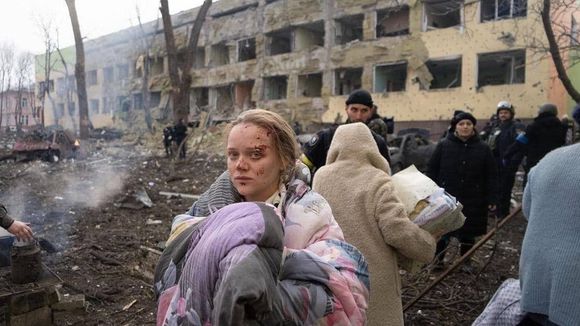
[87,70,98,86]
[103,66,114,83]
[374,61,408,93]
[214,85,235,115]
[297,73,323,98]
[68,101,76,116]
[38,80,55,94]
[209,42,230,66]
[191,87,209,109]
[266,28,293,56]
[89,99,100,115]
[102,97,111,114]
[234,80,255,109]
[133,93,143,110]
[238,38,257,62]
[376,6,411,38]
[335,14,364,45]
[56,77,65,95]
[263,75,288,100]
[334,67,363,95]
[480,0,527,22]
[294,21,325,51]
[150,57,165,75]
[149,91,162,108]
[57,103,65,117]
[477,49,526,87]
[423,56,462,90]
[422,0,464,32]
[117,64,129,80]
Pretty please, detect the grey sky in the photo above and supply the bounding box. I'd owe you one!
[0,0,205,55]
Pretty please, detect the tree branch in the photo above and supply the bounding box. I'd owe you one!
[541,0,580,103]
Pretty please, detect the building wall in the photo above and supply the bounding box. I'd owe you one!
[35,0,575,131]
[0,90,36,131]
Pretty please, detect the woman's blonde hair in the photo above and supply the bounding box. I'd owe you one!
[225,109,299,182]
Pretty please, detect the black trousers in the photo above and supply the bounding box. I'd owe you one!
[517,313,559,326]
[435,233,475,261]
[497,166,517,218]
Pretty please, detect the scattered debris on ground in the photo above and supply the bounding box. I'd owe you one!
[0,131,526,325]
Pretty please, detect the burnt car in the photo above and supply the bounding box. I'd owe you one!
[12,128,77,162]
[388,128,436,174]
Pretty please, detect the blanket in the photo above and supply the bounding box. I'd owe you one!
[156,202,369,325]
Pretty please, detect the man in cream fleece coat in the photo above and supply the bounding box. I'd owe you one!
[313,123,437,326]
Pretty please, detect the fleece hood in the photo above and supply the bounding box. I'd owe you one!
[326,123,390,174]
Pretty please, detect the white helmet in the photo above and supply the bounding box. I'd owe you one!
[497,101,514,116]
[497,101,512,110]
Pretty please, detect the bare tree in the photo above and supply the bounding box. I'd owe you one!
[136,6,160,132]
[0,43,15,130]
[65,0,90,139]
[159,0,212,123]
[14,52,33,132]
[36,19,60,126]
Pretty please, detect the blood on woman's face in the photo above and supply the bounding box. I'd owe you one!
[227,123,283,202]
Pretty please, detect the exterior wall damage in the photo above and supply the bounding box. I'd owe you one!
[35,0,575,132]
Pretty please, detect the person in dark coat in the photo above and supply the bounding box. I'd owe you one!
[441,109,465,139]
[504,103,567,186]
[572,103,580,143]
[427,112,498,267]
[163,126,174,157]
[173,119,188,159]
[490,101,525,219]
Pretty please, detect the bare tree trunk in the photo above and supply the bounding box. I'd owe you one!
[15,84,22,133]
[541,0,580,103]
[56,47,77,133]
[65,0,90,139]
[159,0,212,123]
[136,11,157,132]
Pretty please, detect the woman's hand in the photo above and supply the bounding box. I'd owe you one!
[7,221,33,241]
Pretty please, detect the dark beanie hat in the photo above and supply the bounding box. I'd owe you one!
[538,103,558,116]
[345,89,373,108]
[452,112,477,127]
[573,103,580,125]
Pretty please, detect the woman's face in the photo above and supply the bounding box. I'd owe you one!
[227,122,284,202]
[456,119,475,138]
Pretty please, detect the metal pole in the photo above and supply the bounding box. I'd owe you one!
[403,206,522,312]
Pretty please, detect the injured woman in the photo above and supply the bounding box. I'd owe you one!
[154,109,370,326]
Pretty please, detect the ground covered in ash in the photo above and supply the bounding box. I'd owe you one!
[0,136,526,325]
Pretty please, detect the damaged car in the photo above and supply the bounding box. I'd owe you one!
[388,128,436,174]
[12,128,78,162]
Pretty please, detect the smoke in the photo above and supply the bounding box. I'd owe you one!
[58,164,127,208]
[0,160,128,251]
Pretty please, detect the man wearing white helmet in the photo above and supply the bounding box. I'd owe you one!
[491,101,525,219]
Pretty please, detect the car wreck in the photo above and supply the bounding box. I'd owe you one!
[11,128,78,162]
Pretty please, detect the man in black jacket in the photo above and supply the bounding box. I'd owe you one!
[173,119,188,159]
[300,89,390,175]
[491,101,525,218]
[505,103,567,186]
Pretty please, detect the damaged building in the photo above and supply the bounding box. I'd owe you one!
[35,0,575,133]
